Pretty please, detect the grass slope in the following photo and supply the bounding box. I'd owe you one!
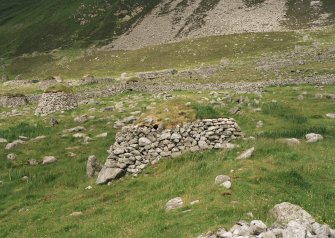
[0,85,334,237]
[1,0,335,58]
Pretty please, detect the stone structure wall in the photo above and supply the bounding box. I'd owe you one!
[35,92,78,116]
[0,95,28,108]
[97,118,243,184]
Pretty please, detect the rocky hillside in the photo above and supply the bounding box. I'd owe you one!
[0,0,334,57]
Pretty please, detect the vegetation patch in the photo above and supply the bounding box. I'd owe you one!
[44,84,73,94]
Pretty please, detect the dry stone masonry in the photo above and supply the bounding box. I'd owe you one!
[0,94,28,108]
[97,118,243,184]
[35,91,78,116]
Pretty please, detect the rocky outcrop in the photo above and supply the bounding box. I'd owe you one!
[0,94,28,108]
[97,118,243,184]
[35,91,78,116]
[198,202,335,238]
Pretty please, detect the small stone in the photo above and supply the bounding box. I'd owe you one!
[28,159,38,166]
[139,137,151,147]
[165,197,183,211]
[86,155,102,177]
[285,138,301,145]
[21,176,29,182]
[73,133,86,138]
[326,113,335,119]
[49,117,59,126]
[222,181,232,189]
[95,132,108,138]
[85,186,92,190]
[297,95,304,101]
[190,200,200,205]
[256,121,263,128]
[236,147,255,160]
[69,211,83,217]
[305,133,323,143]
[215,175,231,185]
[42,156,57,165]
[250,220,267,235]
[0,138,8,143]
[7,153,17,161]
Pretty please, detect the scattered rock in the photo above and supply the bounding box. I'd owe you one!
[21,176,29,182]
[6,153,17,160]
[256,121,263,128]
[5,140,25,150]
[215,175,231,185]
[284,138,301,145]
[236,147,255,160]
[69,211,83,217]
[96,167,125,185]
[326,113,335,119]
[95,132,108,138]
[49,117,59,126]
[305,133,323,143]
[165,197,183,211]
[42,156,57,165]
[86,155,102,177]
[190,200,200,205]
[74,114,95,123]
[28,159,38,166]
[270,202,314,225]
[0,138,8,143]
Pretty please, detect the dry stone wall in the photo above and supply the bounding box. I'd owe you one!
[0,95,28,108]
[35,92,78,116]
[97,118,243,184]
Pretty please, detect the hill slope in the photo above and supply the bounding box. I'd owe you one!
[0,0,335,57]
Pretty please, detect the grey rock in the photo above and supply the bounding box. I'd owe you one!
[139,137,151,147]
[5,140,25,150]
[305,133,323,143]
[215,175,231,185]
[165,197,183,211]
[236,147,255,160]
[250,220,267,235]
[96,167,124,185]
[42,156,57,165]
[326,113,335,119]
[0,138,8,143]
[86,155,102,177]
[270,202,314,225]
[28,159,38,166]
[6,153,17,160]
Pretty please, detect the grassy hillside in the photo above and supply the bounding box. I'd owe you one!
[0,0,161,57]
[0,0,335,58]
[0,85,334,237]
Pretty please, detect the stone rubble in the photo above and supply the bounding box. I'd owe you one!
[197,202,335,238]
[97,118,243,184]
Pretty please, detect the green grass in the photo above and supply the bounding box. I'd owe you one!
[0,85,334,237]
[45,84,73,94]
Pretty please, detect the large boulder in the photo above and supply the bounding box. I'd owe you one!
[270,202,314,225]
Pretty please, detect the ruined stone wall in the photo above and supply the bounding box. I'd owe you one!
[97,118,243,184]
[0,95,28,108]
[35,92,78,116]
